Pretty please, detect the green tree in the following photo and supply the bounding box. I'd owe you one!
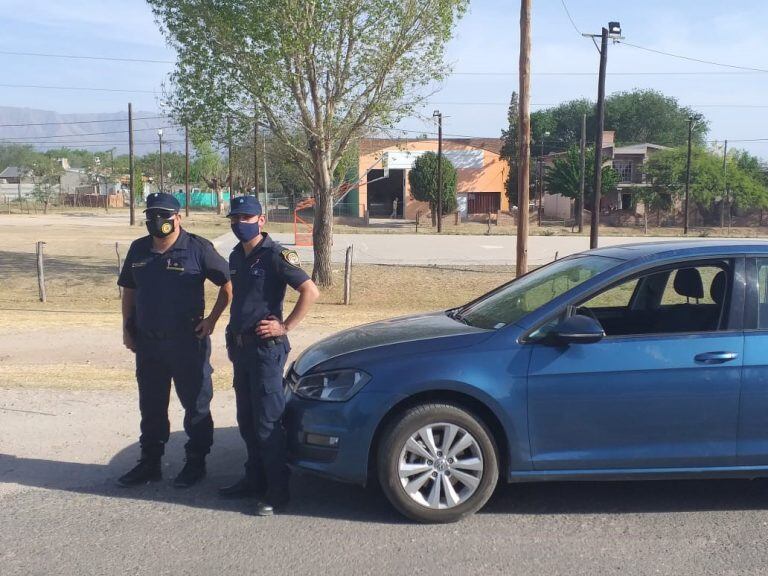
[30,156,64,214]
[530,89,708,150]
[544,146,619,211]
[408,152,457,224]
[190,139,228,212]
[500,92,519,205]
[148,0,469,287]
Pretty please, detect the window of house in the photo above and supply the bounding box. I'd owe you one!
[613,160,633,183]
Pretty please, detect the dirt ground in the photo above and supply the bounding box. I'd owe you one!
[0,212,514,390]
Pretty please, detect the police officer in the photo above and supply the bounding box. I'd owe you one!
[220,195,319,516]
[117,192,232,488]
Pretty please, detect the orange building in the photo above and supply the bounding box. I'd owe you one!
[354,138,508,220]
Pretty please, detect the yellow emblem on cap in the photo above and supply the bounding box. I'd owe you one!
[281,249,301,268]
[161,222,172,234]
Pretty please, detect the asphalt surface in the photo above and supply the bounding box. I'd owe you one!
[213,231,702,266]
[4,388,768,575]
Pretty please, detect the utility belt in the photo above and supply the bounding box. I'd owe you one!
[138,318,201,340]
[226,327,283,348]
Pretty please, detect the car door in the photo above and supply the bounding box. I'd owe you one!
[526,258,745,471]
[737,257,768,465]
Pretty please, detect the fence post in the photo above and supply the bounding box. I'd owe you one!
[36,241,47,302]
[343,245,354,305]
[486,212,492,235]
[415,210,420,234]
[115,242,123,298]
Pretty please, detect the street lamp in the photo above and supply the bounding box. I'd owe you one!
[583,21,624,249]
[158,129,164,194]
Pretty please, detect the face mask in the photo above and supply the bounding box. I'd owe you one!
[146,216,176,238]
[231,221,261,243]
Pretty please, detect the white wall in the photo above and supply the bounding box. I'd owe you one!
[542,193,573,220]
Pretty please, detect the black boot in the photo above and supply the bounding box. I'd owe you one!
[117,455,162,487]
[218,476,265,499]
[173,453,206,488]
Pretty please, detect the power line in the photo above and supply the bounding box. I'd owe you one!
[423,101,768,109]
[449,70,766,76]
[560,0,582,35]
[618,41,768,73]
[0,50,174,65]
[0,83,158,94]
[0,125,178,141]
[0,116,166,128]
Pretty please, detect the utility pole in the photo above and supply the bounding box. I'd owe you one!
[158,129,164,194]
[433,110,443,233]
[537,131,549,227]
[227,117,233,198]
[185,126,190,217]
[253,117,259,197]
[584,22,622,249]
[590,27,608,249]
[516,0,532,275]
[263,133,269,215]
[721,139,728,228]
[578,112,586,233]
[684,117,693,235]
[128,103,135,225]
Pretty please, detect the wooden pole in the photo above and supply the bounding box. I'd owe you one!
[684,117,693,235]
[36,241,46,303]
[115,242,123,298]
[185,126,190,217]
[516,0,532,276]
[578,112,586,233]
[128,103,135,226]
[343,245,354,305]
[254,114,260,197]
[590,27,609,249]
[436,111,443,233]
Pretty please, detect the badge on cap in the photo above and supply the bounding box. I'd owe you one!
[281,249,301,268]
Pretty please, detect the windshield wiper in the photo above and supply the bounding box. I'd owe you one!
[448,309,471,325]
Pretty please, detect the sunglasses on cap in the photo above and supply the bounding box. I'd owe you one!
[146,209,177,219]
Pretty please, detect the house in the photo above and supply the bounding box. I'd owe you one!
[352,137,508,220]
[541,131,669,220]
[0,166,24,184]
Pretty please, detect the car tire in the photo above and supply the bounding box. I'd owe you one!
[377,402,499,523]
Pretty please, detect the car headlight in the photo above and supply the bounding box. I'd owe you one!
[293,369,371,402]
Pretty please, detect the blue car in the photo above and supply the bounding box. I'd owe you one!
[285,240,768,523]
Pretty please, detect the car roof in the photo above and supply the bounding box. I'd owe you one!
[589,239,768,262]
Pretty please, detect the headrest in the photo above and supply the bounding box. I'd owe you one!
[674,268,704,300]
[710,270,727,305]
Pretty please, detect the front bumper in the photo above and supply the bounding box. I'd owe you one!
[284,386,400,486]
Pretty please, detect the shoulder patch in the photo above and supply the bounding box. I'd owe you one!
[281,249,302,268]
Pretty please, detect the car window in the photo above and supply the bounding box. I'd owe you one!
[756,259,768,329]
[661,266,721,305]
[459,255,620,330]
[582,278,639,309]
[562,260,731,338]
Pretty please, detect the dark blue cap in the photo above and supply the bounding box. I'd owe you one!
[227,195,262,216]
[144,192,181,212]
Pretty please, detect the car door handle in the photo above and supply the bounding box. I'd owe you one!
[694,351,739,365]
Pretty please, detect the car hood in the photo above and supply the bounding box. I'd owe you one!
[293,311,488,375]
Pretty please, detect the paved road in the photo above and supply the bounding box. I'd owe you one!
[214,231,705,266]
[3,387,768,575]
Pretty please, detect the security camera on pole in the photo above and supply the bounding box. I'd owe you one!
[583,21,623,249]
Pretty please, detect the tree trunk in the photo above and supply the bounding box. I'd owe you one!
[311,154,334,288]
[216,186,223,215]
[44,200,49,215]
[430,203,436,226]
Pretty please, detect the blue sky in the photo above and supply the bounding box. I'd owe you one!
[2,0,768,156]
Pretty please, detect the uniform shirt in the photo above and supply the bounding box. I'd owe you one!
[228,233,310,333]
[118,229,230,332]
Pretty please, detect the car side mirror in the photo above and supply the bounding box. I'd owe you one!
[546,314,605,345]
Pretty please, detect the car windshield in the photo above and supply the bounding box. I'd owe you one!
[455,255,621,330]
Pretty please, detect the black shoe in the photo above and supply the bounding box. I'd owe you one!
[254,492,290,516]
[173,455,206,488]
[218,477,265,499]
[117,457,162,487]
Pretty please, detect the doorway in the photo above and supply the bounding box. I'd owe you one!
[367,169,404,218]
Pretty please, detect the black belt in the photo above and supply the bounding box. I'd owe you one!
[233,332,283,348]
[139,325,197,340]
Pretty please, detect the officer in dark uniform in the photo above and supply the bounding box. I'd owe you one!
[220,195,319,516]
[117,192,232,488]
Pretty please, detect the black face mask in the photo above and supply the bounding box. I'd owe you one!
[146,216,176,238]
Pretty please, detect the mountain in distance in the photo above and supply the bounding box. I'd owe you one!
[0,106,182,156]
